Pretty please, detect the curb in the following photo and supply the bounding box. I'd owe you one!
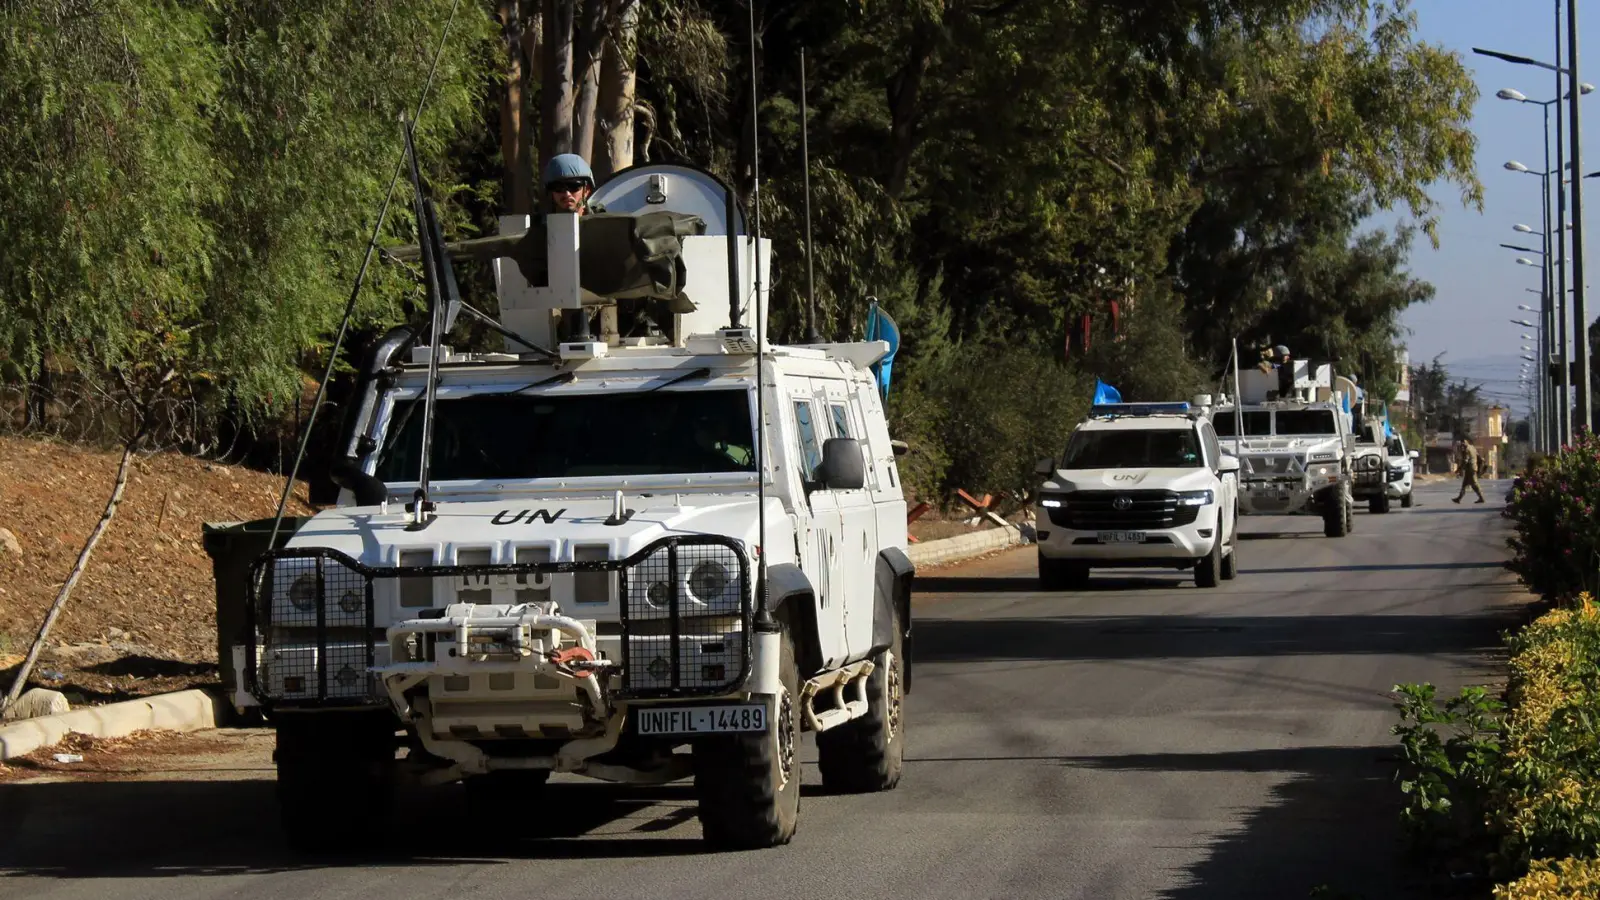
[0,688,226,762]
[909,524,1030,569]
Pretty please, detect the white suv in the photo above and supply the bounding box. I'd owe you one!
[1034,402,1241,589]
[1386,434,1418,508]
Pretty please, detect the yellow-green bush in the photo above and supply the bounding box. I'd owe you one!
[1493,858,1600,899]
[1394,597,1600,890]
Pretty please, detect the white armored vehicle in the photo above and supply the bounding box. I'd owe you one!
[1033,400,1240,589]
[216,162,915,852]
[1350,412,1396,514]
[1212,360,1356,537]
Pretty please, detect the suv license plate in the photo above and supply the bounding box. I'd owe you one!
[1098,531,1146,544]
[635,704,767,736]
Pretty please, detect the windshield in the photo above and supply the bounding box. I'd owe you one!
[1213,411,1271,437]
[1387,437,1405,456]
[1274,409,1337,436]
[1358,424,1378,443]
[375,388,756,481]
[1062,428,1202,469]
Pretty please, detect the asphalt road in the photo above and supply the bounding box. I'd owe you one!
[0,478,1528,899]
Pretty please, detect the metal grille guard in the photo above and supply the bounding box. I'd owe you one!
[245,535,753,709]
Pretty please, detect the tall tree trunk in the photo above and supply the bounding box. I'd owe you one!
[540,0,577,169]
[594,0,637,181]
[1,443,134,715]
[498,0,532,214]
[522,7,543,197]
[571,0,612,162]
[886,25,935,200]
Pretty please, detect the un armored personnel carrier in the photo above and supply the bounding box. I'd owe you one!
[1211,359,1356,537]
[205,162,915,852]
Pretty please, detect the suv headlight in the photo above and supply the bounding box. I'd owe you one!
[1309,464,1335,479]
[1176,490,1214,507]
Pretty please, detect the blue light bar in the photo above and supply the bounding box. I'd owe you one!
[1090,402,1192,417]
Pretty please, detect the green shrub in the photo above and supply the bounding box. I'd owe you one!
[1505,432,1600,600]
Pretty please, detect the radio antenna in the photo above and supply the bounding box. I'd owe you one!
[748,0,773,628]
[266,0,464,550]
[801,47,820,344]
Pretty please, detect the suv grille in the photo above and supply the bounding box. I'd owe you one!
[1047,490,1200,531]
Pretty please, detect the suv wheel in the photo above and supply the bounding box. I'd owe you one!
[1401,490,1414,509]
[694,623,801,849]
[817,606,905,793]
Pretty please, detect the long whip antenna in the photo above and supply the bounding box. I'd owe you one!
[801,46,819,344]
[749,0,771,624]
[265,0,464,550]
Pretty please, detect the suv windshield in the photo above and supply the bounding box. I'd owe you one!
[1274,409,1337,436]
[1062,428,1202,469]
[375,388,756,481]
[1213,411,1271,437]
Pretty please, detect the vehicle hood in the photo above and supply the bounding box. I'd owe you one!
[284,493,785,566]
[1042,468,1216,494]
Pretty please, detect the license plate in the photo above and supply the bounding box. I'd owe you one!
[634,704,767,735]
[1097,531,1147,544]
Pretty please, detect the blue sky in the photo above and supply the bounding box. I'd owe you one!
[1391,0,1599,410]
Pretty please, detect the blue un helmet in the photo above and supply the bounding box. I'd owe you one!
[543,153,594,190]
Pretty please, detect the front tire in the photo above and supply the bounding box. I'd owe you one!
[1195,537,1222,588]
[1401,490,1414,509]
[694,624,801,849]
[1370,493,1391,514]
[1039,553,1089,590]
[275,712,397,855]
[817,607,905,793]
[1322,490,1349,538]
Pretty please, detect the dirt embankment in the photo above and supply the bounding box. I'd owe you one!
[0,436,310,704]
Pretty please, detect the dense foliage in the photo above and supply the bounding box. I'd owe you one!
[1506,434,1600,600]
[1396,601,1600,894]
[0,0,1480,502]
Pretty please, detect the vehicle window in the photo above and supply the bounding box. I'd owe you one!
[1358,424,1378,443]
[375,388,755,481]
[1212,411,1271,437]
[793,400,822,481]
[830,403,851,439]
[1274,409,1337,435]
[1201,424,1221,467]
[1061,428,1203,469]
[1387,437,1404,456]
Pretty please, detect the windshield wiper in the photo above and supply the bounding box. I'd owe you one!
[510,370,576,394]
[645,367,712,393]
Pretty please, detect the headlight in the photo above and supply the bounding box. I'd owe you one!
[1310,452,1338,462]
[1311,464,1334,478]
[646,581,670,609]
[1176,490,1214,507]
[289,574,319,611]
[688,560,731,604]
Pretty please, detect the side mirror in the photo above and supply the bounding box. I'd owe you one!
[1409,450,1419,459]
[890,439,909,457]
[1217,455,1241,474]
[1035,457,1056,476]
[818,437,866,491]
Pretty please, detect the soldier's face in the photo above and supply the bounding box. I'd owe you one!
[548,180,591,213]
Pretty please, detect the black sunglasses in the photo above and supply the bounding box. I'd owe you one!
[547,180,589,194]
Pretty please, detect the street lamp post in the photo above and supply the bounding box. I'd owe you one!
[1569,0,1591,434]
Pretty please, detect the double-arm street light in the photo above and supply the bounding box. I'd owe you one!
[1482,10,1592,438]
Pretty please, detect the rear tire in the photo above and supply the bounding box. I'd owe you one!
[817,607,905,793]
[694,624,801,849]
[1195,538,1222,588]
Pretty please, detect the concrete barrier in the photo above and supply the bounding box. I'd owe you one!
[0,688,225,761]
[909,524,1028,569]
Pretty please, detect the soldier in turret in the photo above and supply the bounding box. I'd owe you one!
[542,153,607,216]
